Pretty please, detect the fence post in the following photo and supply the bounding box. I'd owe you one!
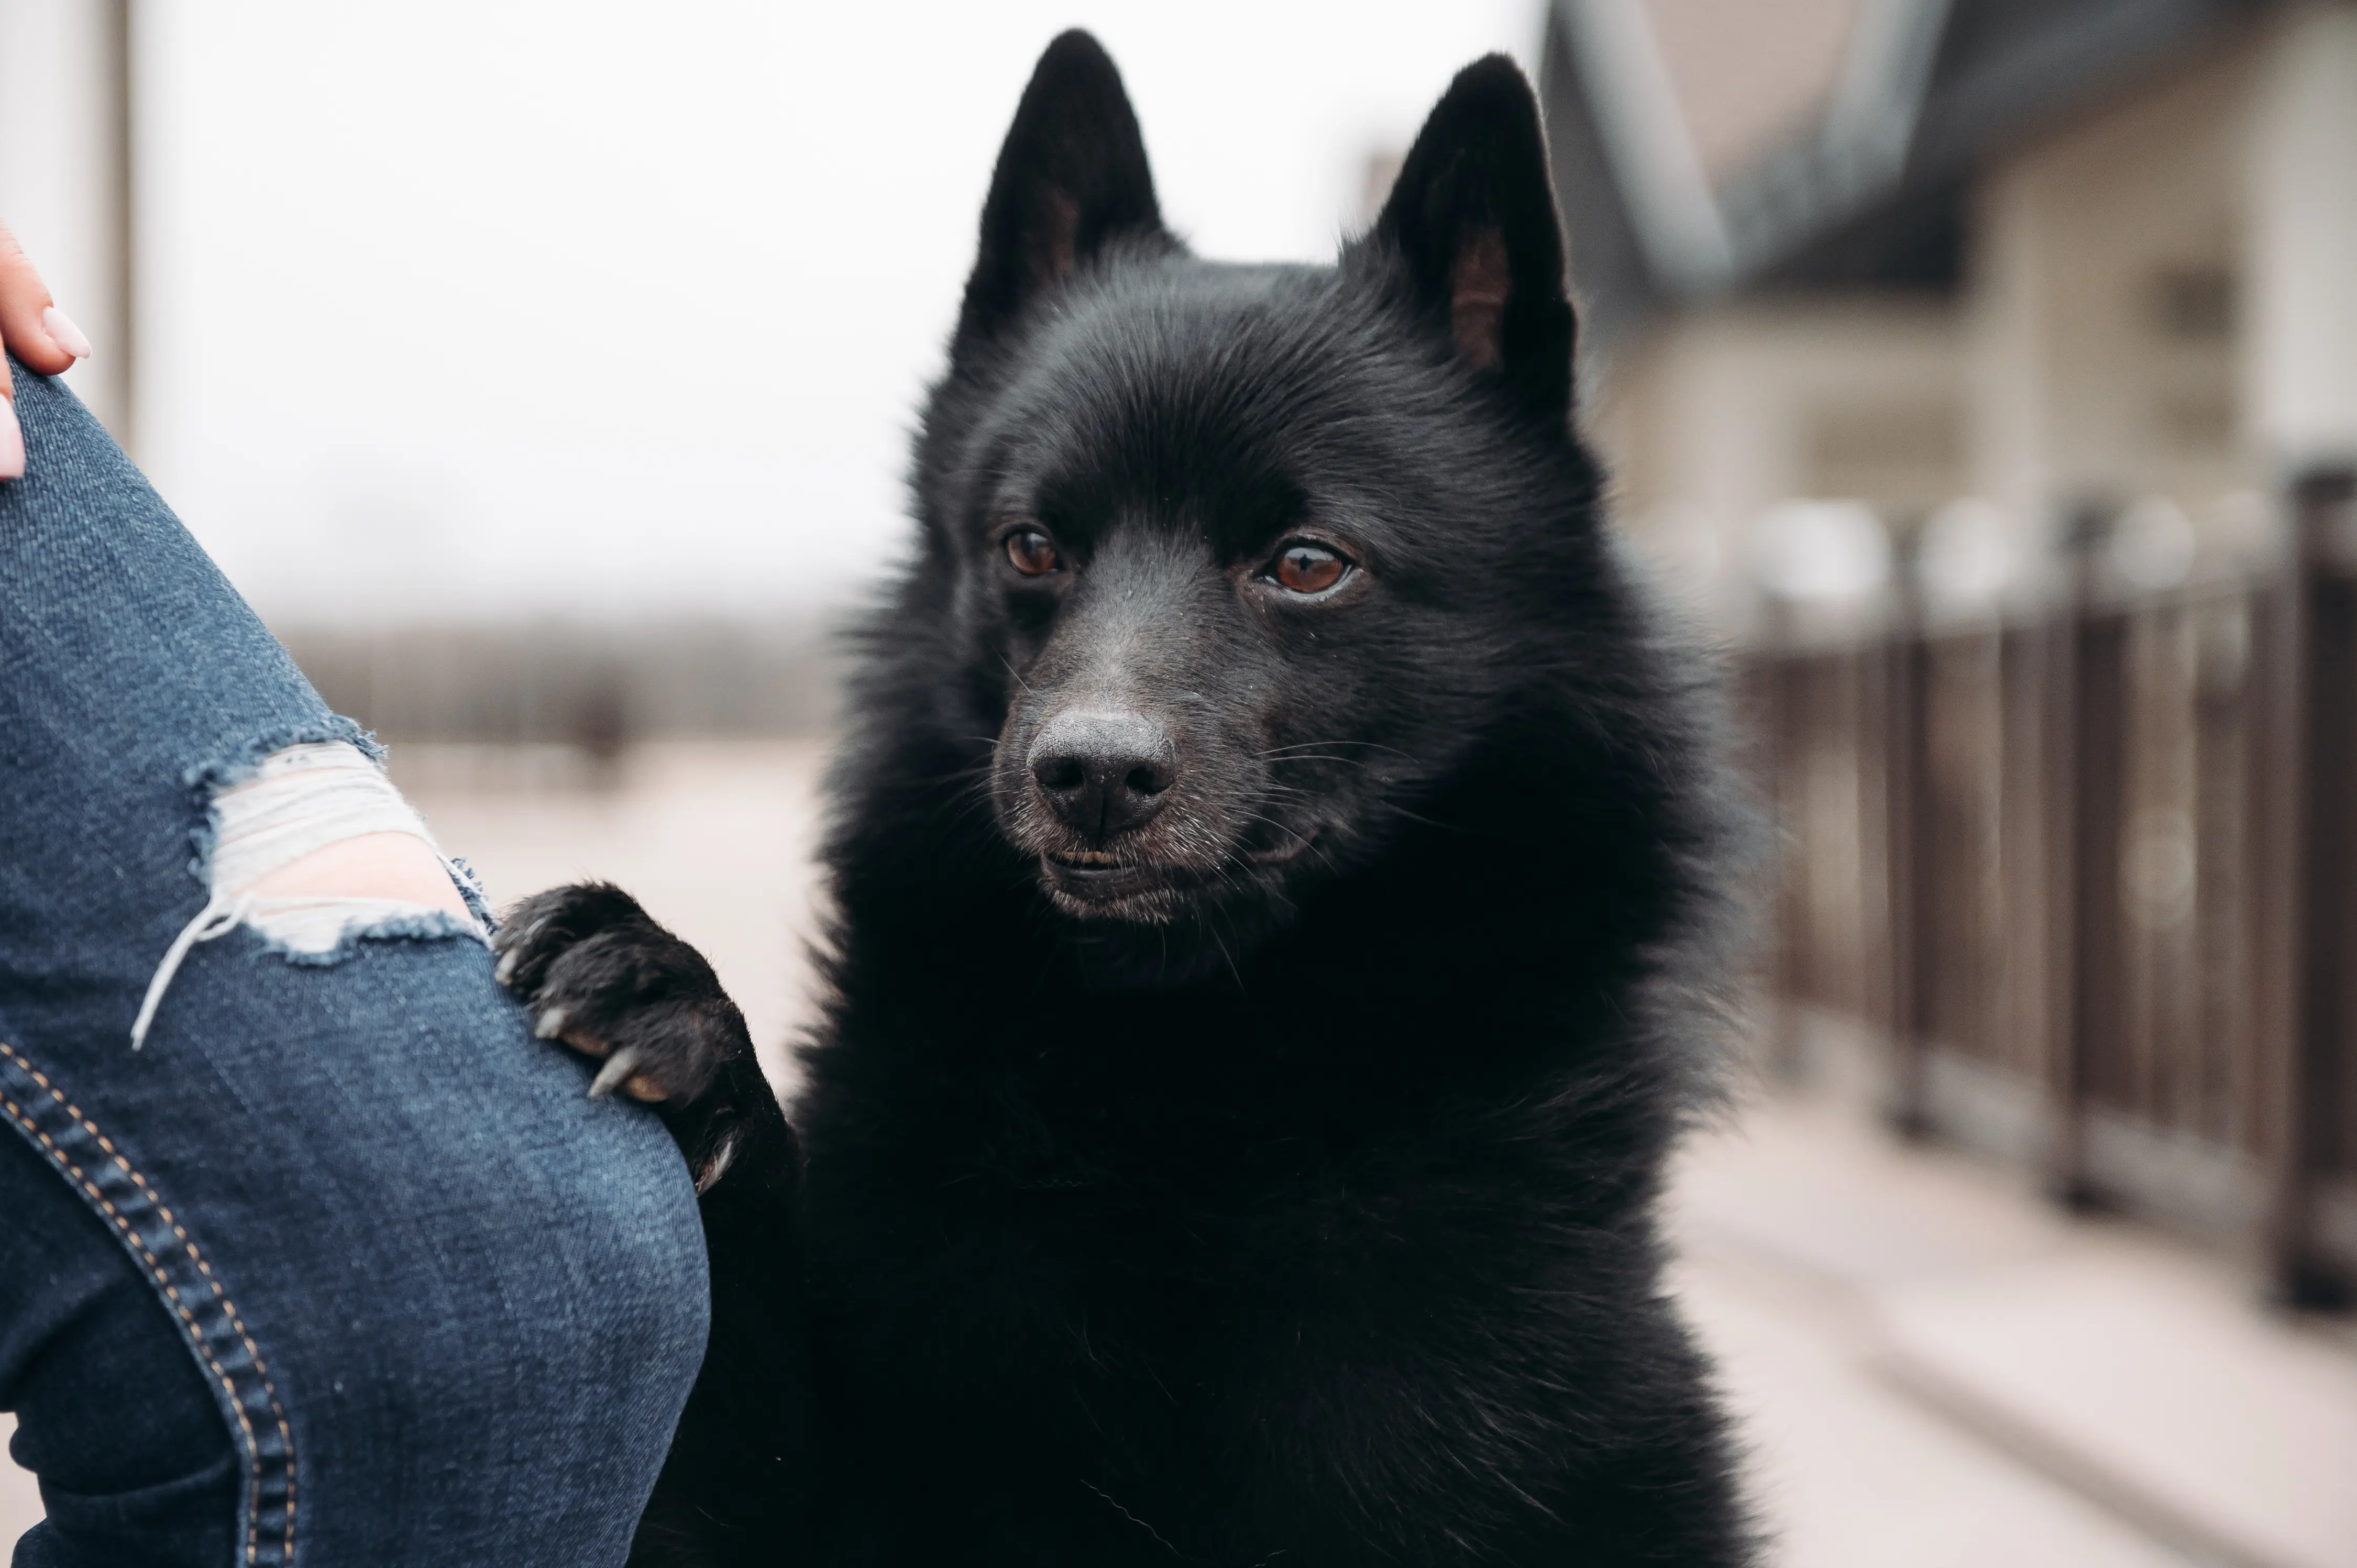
[2001,620,2048,1090]
[2044,506,2122,1209]
[1884,597,1935,1137]
[2264,468,2357,1309]
[1754,612,1809,1081]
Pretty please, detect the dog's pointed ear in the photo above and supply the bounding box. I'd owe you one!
[953,31,1166,357]
[1370,56,1574,414]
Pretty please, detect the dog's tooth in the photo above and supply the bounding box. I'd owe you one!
[588,1046,645,1100]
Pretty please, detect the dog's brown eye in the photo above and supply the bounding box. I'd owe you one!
[1270,542,1348,595]
[1005,529,1062,577]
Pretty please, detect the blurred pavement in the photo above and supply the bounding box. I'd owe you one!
[6,739,2352,1564]
[1676,1064,2357,1568]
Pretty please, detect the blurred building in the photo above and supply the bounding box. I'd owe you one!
[1537,0,2357,1305]
[1540,0,2355,582]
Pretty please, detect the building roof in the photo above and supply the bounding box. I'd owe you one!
[1540,0,2267,352]
[1643,0,1869,186]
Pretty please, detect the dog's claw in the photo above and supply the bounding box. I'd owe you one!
[535,1006,567,1040]
[695,1129,740,1194]
[588,1046,646,1099]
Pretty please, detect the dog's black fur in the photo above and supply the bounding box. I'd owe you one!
[497,34,1753,1566]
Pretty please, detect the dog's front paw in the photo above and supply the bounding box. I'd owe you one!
[493,881,751,1113]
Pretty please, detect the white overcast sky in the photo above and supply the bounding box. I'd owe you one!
[121,2,1539,628]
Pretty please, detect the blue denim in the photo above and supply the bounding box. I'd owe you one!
[0,359,708,1566]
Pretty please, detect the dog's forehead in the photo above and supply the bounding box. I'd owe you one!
[982,263,1388,518]
[1077,263,1354,405]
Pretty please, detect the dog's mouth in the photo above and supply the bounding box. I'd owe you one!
[1040,850,1200,905]
[1039,832,1320,915]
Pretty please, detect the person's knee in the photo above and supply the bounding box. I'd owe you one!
[320,1102,711,1453]
[477,1123,713,1406]
[9,999,711,1565]
[251,1087,708,1561]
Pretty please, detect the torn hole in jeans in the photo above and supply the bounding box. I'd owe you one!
[132,741,488,1048]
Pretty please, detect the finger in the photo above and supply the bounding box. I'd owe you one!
[0,221,16,464]
[0,366,18,479]
[0,221,84,379]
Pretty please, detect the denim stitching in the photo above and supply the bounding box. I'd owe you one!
[0,1040,298,1566]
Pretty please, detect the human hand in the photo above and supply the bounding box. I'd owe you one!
[0,219,96,480]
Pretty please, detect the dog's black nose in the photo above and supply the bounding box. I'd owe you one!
[1028,710,1178,842]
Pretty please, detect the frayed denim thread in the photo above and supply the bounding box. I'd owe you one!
[135,729,486,1049]
[265,908,488,967]
[182,717,382,889]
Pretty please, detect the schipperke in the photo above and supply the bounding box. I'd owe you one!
[494,32,1753,1567]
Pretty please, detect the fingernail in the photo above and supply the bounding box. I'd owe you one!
[42,306,92,360]
[0,395,23,481]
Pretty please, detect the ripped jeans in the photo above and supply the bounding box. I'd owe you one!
[0,359,708,1566]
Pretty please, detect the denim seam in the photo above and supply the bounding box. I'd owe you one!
[0,1040,298,1567]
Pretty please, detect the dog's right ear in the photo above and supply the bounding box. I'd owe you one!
[951,30,1166,359]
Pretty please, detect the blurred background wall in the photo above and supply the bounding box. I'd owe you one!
[1523,0,2357,1313]
[1543,0,2357,601]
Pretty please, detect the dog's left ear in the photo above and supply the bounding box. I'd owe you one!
[1369,57,1574,415]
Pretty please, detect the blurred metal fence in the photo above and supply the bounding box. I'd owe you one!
[1748,470,2357,1307]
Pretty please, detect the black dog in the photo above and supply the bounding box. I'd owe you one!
[496,33,1753,1566]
